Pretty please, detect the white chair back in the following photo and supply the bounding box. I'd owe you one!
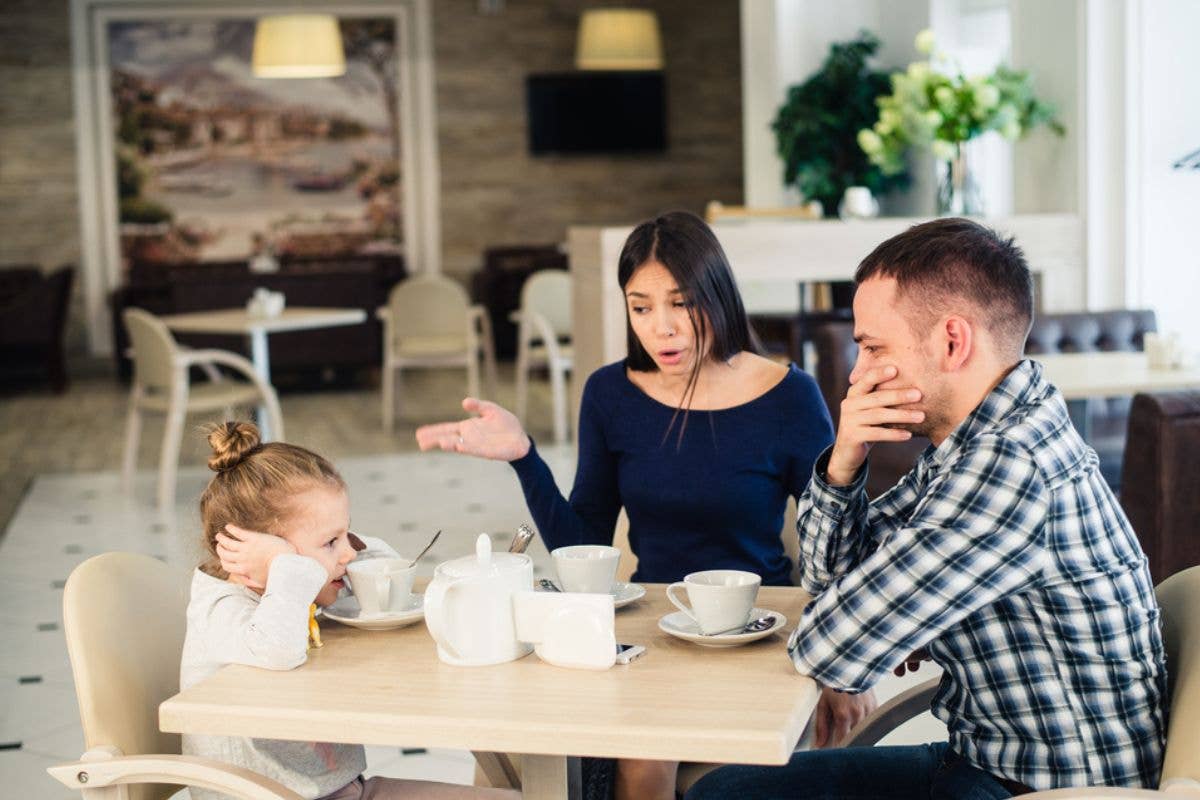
[387,275,471,342]
[63,552,190,800]
[1157,565,1200,788]
[124,308,178,393]
[520,271,572,339]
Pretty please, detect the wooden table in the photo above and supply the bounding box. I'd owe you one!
[1034,351,1200,436]
[160,307,367,438]
[160,584,817,799]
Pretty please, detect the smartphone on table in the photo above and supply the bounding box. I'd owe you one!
[615,643,645,664]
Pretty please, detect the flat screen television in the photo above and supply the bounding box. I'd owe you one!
[526,72,666,155]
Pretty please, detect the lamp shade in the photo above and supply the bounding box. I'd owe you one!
[252,14,346,78]
[575,9,663,70]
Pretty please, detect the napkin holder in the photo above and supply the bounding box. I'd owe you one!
[512,590,616,670]
[247,287,285,317]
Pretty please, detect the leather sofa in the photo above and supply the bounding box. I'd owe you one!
[110,255,405,383]
[0,264,75,392]
[811,308,1157,494]
[1119,391,1200,583]
[1025,309,1157,487]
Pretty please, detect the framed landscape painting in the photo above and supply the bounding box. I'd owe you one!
[70,0,439,352]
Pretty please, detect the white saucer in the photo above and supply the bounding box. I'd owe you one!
[322,594,424,631]
[537,580,646,610]
[657,607,787,648]
[612,581,646,609]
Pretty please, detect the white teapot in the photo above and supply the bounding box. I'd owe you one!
[423,533,534,666]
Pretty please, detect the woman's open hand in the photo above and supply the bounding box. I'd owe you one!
[415,397,532,462]
[217,524,296,590]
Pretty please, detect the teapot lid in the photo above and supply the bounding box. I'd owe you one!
[437,533,530,578]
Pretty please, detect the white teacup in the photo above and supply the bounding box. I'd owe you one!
[552,545,621,594]
[346,557,415,616]
[666,570,761,635]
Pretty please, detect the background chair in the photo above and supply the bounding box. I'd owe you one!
[1120,391,1200,584]
[48,552,301,800]
[835,564,1200,798]
[0,264,74,392]
[122,308,284,511]
[511,270,573,444]
[379,275,497,431]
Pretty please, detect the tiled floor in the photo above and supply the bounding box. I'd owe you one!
[0,444,581,798]
[1,369,945,798]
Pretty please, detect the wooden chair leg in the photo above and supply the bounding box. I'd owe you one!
[466,352,481,401]
[514,324,530,425]
[473,752,521,790]
[157,404,186,512]
[382,361,395,433]
[121,387,143,494]
[550,360,568,445]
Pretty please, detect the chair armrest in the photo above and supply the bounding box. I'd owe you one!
[1019,790,1175,798]
[48,748,304,799]
[174,348,285,440]
[176,348,262,382]
[843,676,940,747]
[523,309,565,363]
[469,304,494,340]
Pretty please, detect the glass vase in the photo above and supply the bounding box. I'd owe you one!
[936,143,984,216]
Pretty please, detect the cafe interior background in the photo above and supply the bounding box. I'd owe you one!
[2,0,1198,796]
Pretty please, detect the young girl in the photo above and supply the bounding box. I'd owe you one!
[181,420,516,800]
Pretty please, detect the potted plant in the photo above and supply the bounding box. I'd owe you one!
[773,32,910,217]
[858,29,1064,215]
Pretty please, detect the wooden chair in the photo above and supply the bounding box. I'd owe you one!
[48,552,302,800]
[378,275,497,431]
[121,308,284,512]
[835,565,1200,798]
[511,270,573,444]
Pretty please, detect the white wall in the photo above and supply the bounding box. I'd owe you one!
[739,0,930,212]
[1127,0,1200,350]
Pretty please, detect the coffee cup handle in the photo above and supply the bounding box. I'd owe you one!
[666,582,698,625]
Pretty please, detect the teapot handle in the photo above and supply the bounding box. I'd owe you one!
[423,576,466,661]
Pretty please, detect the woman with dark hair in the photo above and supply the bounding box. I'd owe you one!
[417,211,861,798]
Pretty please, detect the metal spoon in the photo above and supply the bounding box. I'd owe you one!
[508,523,535,554]
[704,614,777,637]
[410,529,441,568]
[538,578,562,592]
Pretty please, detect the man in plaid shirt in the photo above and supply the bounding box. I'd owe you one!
[687,219,1166,799]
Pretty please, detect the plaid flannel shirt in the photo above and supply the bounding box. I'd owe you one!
[789,359,1166,790]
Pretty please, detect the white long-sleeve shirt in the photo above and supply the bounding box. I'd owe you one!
[180,537,396,799]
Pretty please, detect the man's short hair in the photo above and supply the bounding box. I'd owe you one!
[854,217,1034,359]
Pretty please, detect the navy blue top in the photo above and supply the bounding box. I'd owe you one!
[509,360,834,585]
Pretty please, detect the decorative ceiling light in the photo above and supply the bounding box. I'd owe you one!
[575,8,663,71]
[252,14,346,79]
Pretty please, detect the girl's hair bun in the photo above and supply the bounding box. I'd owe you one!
[207,421,262,473]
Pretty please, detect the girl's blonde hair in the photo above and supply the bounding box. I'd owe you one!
[198,421,345,578]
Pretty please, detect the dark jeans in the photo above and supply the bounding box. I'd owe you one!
[684,743,1019,800]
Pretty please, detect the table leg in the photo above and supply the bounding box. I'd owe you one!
[248,330,273,440]
[521,755,581,800]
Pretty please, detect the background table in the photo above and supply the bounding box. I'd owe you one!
[160,583,818,800]
[161,307,367,438]
[1034,351,1200,437]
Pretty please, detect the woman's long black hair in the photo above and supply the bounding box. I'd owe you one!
[617,210,762,442]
